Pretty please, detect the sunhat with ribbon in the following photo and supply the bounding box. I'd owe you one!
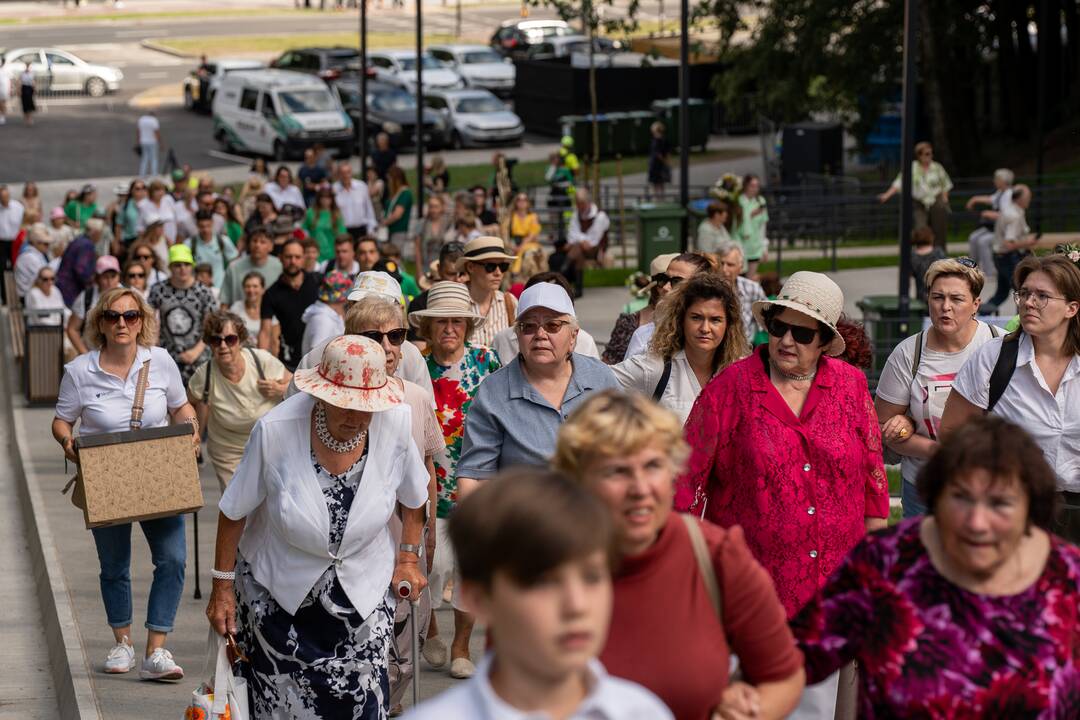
[455,236,517,271]
[408,281,485,328]
[292,335,404,412]
[751,271,847,357]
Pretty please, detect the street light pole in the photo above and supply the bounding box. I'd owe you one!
[359,0,368,177]
[897,0,918,316]
[678,0,689,251]
[416,0,425,222]
[1035,0,1047,234]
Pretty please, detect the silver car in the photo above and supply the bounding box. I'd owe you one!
[1,47,123,96]
[424,88,523,149]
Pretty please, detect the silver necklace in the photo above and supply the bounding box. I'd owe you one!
[314,402,367,454]
[769,359,817,383]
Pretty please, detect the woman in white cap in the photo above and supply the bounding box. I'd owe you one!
[206,335,429,719]
[458,235,519,348]
[409,281,501,680]
[675,271,890,719]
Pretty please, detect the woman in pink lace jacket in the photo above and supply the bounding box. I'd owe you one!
[675,271,890,719]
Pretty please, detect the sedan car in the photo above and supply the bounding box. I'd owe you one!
[335,79,445,150]
[367,51,464,93]
[490,19,573,59]
[428,44,515,98]
[0,47,122,96]
[424,88,523,149]
[183,58,264,113]
[524,34,624,60]
[270,46,360,82]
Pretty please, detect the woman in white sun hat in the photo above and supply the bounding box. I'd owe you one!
[206,334,429,719]
[675,271,889,720]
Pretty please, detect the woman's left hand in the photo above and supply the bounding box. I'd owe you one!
[257,378,284,400]
[713,682,762,720]
[391,560,427,603]
[882,414,915,444]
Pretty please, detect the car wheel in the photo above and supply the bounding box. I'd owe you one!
[273,140,287,161]
[215,128,234,153]
[451,130,464,150]
[183,88,194,110]
[85,76,107,97]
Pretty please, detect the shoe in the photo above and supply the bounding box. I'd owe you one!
[104,636,136,674]
[389,704,403,717]
[450,657,475,679]
[422,636,447,669]
[139,648,184,682]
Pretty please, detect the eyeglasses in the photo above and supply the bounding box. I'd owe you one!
[1014,289,1067,310]
[208,334,240,347]
[767,318,818,345]
[102,309,142,324]
[652,273,685,288]
[517,319,571,335]
[483,262,510,274]
[357,328,407,346]
[956,256,978,269]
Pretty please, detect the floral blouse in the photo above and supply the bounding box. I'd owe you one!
[676,347,890,617]
[602,310,641,365]
[792,518,1080,718]
[425,344,501,519]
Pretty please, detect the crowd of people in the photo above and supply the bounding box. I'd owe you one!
[2,149,1075,719]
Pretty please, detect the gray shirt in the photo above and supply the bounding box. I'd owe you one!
[457,353,619,479]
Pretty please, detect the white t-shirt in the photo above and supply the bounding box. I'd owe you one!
[875,322,998,485]
[264,182,305,211]
[300,302,345,356]
[25,285,68,326]
[230,299,277,341]
[137,114,160,146]
[0,66,10,100]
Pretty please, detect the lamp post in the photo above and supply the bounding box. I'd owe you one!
[359,0,368,176]
[897,0,918,315]
[678,0,689,251]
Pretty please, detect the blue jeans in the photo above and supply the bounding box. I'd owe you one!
[138,142,159,177]
[91,515,186,632]
[901,479,928,519]
[984,250,1026,310]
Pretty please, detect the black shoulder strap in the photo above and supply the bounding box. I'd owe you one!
[910,330,925,377]
[987,330,1022,413]
[247,347,265,380]
[988,322,1001,338]
[652,359,673,402]
[200,357,213,403]
[84,288,94,316]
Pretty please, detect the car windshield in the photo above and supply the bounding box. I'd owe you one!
[463,50,502,64]
[326,52,359,69]
[456,96,505,113]
[278,89,336,113]
[397,55,440,71]
[371,91,415,111]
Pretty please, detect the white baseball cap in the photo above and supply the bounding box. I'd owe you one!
[347,271,403,304]
[515,282,576,321]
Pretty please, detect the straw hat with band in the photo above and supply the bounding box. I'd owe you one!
[751,271,847,357]
[455,236,516,271]
[636,253,679,298]
[408,281,485,328]
[292,335,404,412]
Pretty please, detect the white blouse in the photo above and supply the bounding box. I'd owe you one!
[612,350,703,425]
[220,392,429,616]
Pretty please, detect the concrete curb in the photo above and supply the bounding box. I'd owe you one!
[2,313,103,720]
[140,39,194,60]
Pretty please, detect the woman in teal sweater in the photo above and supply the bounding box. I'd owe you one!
[302,188,347,261]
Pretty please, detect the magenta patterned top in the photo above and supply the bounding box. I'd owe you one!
[792,518,1080,718]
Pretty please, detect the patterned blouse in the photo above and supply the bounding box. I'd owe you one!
[425,344,501,519]
[676,347,890,617]
[890,161,954,209]
[602,310,642,364]
[792,518,1080,718]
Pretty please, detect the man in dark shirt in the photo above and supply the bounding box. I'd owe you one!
[259,238,319,370]
[297,148,328,207]
[371,132,397,182]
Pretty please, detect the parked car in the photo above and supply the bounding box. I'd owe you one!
[335,79,445,150]
[424,88,523,149]
[212,69,354,160]
[269,47,360,82]
[183,58,265,113]
[367,50,464,93]
[428,44,515,98]
[489,19,573,59]
[0,47,122,96]
[524,34,624,60]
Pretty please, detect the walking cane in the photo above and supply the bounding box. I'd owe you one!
[396,581,420,708]
[192,511,202,599]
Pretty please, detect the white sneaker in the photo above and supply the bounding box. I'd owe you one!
[104,636,136,673]
[139,648,184,682]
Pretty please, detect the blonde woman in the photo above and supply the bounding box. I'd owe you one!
[613,273,749,424]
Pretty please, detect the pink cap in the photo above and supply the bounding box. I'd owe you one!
[95,255,121,275]
[50,206,66,220]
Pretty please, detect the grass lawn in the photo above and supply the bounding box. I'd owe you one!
[160,32,462,58]
[0,8,328,25]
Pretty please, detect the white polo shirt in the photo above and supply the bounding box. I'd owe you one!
[953,332,1080,491]
[55,345,187,436]
[333,179,377,230]
[264,181,305,211]
[404,654,673,720]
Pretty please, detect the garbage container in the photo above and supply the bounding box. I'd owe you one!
[606,112,632,156]
[637,203,686,274]
[23,309,65,405]
[626,110,657,156]
[856,295,928,380]
[651,98,712,151]
[559,115,592,158]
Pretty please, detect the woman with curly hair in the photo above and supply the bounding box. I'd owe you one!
[834,315,873,370]
[612,273,749,424]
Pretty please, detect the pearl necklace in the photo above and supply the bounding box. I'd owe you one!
[769,359,817,383]
[314,402,367,454]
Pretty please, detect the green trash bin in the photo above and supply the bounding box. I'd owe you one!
[651,98,712,151]
[626,110,657,156]
[606,112,632,156]
[559,115,592,159]
[856,295,928,379]
[637,203,686,274]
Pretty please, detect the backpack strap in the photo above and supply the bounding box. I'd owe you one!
[681,514,722,624]
[988,322,1001,338]
[652,359,673,402]
[246,347,265,380]
[910,330,925,377]
[987,330,1022,413]
[200,357,213,404]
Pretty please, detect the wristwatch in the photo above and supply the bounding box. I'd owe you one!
[398,543,422,558]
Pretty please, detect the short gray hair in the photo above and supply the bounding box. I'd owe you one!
[994,168,1015,186]
[715,240,744,260]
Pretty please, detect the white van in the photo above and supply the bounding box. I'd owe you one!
[212,69,354,160]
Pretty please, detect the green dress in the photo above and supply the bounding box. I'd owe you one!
[737,194,769,261]
[385,188,413,236]
[302,208,347,261]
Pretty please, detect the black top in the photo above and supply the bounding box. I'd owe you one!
[261,271,320,371]
[478,208,498,226]
[297,164,328,207]
[406,288,430,342]
[371,148,398,182]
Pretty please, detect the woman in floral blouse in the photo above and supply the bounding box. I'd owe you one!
[409,281,500,681]
[793,415,1080,718]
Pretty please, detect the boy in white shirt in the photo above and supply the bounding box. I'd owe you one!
[405,470,672,720]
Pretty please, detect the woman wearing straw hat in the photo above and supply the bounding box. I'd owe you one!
[409,281,501,679]
[457,235,519,349]
[675,271,890,719]
[207,335,429,719]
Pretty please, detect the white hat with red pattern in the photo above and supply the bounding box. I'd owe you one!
[292,335,404,412]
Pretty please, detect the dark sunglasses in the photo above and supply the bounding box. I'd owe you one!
[126,271,146,279]
[208,334,240,347]
[134,253,154,260]
[517,319,571,336]
[767,318,818,345]
[956,256,978,269]
[39,275,55,282]
[358,328,407,346]
[652,273,684,288]
[483,262,510,274]
[102,309,142,324]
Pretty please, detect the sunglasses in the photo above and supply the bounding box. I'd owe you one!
[483,262,510,274]
[40,275,55,282]
[208,334,240,347]
[653,273,685,288]
[767,318,818,345]
[102,309,142,324]
[127,272,146,279]
[517,319,571,336]
[358,328,407,346]
[133,185,147,191]
[135,253,154,260]
[956,256,978,269]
